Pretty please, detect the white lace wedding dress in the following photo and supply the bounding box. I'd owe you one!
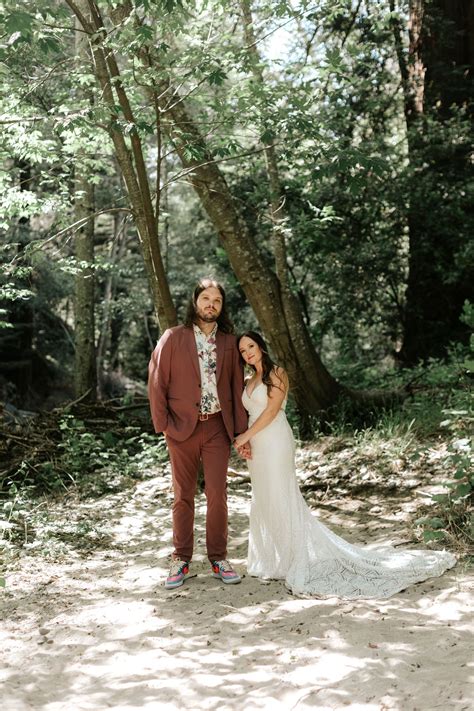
[242,383,456,599]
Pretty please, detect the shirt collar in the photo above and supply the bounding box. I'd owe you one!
[193,322,218,339]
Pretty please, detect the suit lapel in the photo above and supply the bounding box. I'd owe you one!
[216,330,225,383]
[187,327,201,380]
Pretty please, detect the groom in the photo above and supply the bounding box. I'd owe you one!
[148,278,249,589]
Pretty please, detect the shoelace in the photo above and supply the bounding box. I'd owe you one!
[214,559,233,572]
[169,560,187,576]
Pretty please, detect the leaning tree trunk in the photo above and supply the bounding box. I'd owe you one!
[235,0,343,414]
[155,84,341,413]
[65,0,177,333]
[64,0,398,417]
[70,0,341,413]
[74,6,96,402]
[239,0,292,293]
[391,0,474,362]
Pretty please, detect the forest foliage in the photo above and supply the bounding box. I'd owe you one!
[0,1,472,555]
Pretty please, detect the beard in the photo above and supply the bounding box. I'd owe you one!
[196,306,219,323]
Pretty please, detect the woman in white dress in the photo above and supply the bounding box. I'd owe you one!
[234,331,456,599]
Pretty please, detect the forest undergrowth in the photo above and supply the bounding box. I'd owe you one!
[1,353,472,589]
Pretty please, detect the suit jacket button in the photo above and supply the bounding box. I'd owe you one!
[196,403,200,407]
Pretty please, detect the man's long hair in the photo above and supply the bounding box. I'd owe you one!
[184,277,235,334]
[237,331,286,394]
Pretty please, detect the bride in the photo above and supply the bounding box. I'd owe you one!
[234,331,456,599]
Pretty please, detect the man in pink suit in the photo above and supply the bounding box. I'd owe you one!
[148,278,249,589]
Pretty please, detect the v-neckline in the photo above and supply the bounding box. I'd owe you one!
[245,380,263,399]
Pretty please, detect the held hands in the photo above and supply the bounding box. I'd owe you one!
[237,442,252,460]
[233,433,252,460]
[234,432,250,449]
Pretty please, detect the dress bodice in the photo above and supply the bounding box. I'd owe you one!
[242,381,287,423]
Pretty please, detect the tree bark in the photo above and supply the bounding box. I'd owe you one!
[156,83,340,412]
[391,0,474,362]
[74,171,97,401]
[0,161,34,404]
[239,0,291,292]
[235,0,342,414]
[96,212,127,397]
[65,0,177,333]
[74,5,97,402]
[64,0,403,417]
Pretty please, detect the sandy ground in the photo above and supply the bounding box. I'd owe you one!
[1,463,472,711]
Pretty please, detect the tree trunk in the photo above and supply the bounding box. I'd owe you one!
[74,171,97,401]
[65,0,177,333]
[96,212,127,397]
[0,161,34,405]
[64,0,401,418]
[391,0,474,362]
[235,0,342,414]
[239,0,291,291]
[157,90,341,413]
[73,6,97,402]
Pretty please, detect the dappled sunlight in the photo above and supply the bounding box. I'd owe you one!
[414,587,472,624]
[1,470,471,711]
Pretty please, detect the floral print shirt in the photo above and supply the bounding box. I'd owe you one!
[193,323,221,414]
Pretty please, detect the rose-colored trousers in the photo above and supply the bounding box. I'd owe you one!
[166,413,231,562]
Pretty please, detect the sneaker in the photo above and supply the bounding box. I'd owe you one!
[211,559,241,585]
[165,559,190,589]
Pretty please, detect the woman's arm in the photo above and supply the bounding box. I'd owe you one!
[234,367,288,447]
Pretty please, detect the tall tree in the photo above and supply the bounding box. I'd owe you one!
[65,0,177,332]
[391,0,474,362]
[62,0,342,415]
[0,160,35,403]
[73,3,97,401]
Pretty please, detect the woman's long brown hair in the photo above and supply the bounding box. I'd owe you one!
[238,331,286,395]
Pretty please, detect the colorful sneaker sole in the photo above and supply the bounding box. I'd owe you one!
[211,567,241,585]
[164,565,190,590]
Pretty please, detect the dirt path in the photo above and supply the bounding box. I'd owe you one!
[1,461,472,711]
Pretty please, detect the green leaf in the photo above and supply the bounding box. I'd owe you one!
[423,530,446,542]
[38,37,61,55]
[415,516,431,525]
[426,517,446,529]
[431,493,449,503]
[155,0,187,12]
[102,431,117,447]
[0,284,34,302]
[325,47,343,70]
[137,25,154,41]
[260,128,276,144]
[8,31,24,46]
[208,68,227,86]
[453,483,472,499]
[6,10,35,35]
[135,120,155,134]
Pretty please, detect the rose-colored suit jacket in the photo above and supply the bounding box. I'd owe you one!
[148,325,248,442]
